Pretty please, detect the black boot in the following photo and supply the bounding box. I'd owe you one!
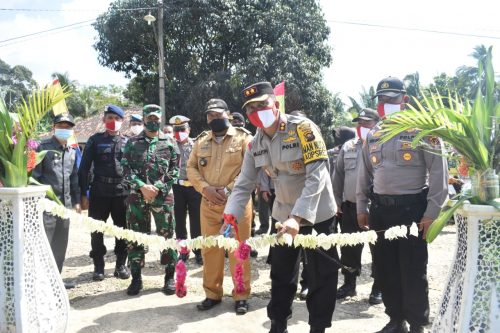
[336,273,356,299]
[369,280,383,305]
[126,268,143,296]
[92,257,105,281]
[376,319,408,333]
[114,254,130,279]
[162,268,176,295]
[309,327,325,333]
[269,320,288,333]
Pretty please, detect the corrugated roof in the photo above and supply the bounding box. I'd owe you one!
[65,108,142,142]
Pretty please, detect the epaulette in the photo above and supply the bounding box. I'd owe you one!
[234,126,252,135]
[194,131,209,141]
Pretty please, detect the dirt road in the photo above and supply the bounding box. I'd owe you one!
[63,218,456,333]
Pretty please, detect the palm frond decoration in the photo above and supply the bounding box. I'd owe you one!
[0,85,70,187]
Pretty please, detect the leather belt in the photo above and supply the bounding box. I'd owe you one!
[95,176,122,184]
[372,191,426,207]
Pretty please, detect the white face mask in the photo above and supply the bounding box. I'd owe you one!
[130,125,143,135]
[357,126,371,141]
[377,103,402,117]
[178,131,189,142]
[255,109,276,128]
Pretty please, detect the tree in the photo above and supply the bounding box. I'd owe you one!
[0,59,38,111]
[93,0,336,142]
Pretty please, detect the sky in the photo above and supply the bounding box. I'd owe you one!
[1,0,500,105]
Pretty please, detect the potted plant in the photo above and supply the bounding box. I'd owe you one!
[380,47,499,333]
[0,85,70,333]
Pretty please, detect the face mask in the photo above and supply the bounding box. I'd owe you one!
[54,128,73,141]
[174,131,189,142]
[356,126,371,141]
[208,118,230,132]
[130,125,143,135]
[145,121,161,132]
[377,103,402,118]
[105,120,123,131]
[247,109,276,128]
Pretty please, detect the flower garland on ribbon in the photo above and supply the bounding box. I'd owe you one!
[41,198,421,252]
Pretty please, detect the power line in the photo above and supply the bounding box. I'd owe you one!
[0,23,93,48]
[327,19,500,40]
[0,20,95,44]
[0,7,155,12]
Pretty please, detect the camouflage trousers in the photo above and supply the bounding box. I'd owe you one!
[126,191,176,276]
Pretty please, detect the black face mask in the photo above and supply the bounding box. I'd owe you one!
[145,121,161,132]
[209,118,230,132]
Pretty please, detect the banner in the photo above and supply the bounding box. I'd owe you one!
[273,81,285,114]
[51,79,69,115]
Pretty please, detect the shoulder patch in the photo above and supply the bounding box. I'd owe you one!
[296,120,328,164]
[194,131,208,141]
[235,127,252,135]
[427,135,441,146]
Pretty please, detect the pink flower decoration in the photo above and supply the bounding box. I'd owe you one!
[175,259,187,298]
[27,139,39,150]
[235,262,245,294]
[236,242,251,261]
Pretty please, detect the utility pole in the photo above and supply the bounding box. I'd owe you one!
[157,0,166,126]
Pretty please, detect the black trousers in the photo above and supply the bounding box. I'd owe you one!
[339,201,377,279]
[88,194,128,260]
[370,196,430,326]
[266,191,308,288]
[173,184,202,245]
[267,218,339,328]
[43,212,70,273]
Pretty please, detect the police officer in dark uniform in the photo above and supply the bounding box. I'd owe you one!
[78,105,130,281]
[356,77,448,333]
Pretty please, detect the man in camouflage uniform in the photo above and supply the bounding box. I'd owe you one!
[121,104,179,296]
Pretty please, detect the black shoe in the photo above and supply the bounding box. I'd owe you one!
[235,300,249,315]
[269,320,288,333]
[162,277,176,295]
[299,286,308,300]
[255,228,268,235]
[195,253,204,265]
[196,298,221,311]
[310,327,325,333]
[409,326,424,333]
[114,265,130,279]
[369,288,383,305]
[92,271,105,281]
[64,281,76,289]
[376,319,408,333]
[92,258,105,281]
[336,283,356,299]
[250,249,258,258]
[126,277,143,296]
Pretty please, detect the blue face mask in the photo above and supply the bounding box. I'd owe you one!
[54,128,73,140]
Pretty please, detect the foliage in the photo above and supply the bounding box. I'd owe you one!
[93,0,336,142]
[0,86,69,188]
[52,72,129,119]
[379,46,500,242]
[0,58,38,111]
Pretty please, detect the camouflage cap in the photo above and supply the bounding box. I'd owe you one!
[143,104,162,118]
